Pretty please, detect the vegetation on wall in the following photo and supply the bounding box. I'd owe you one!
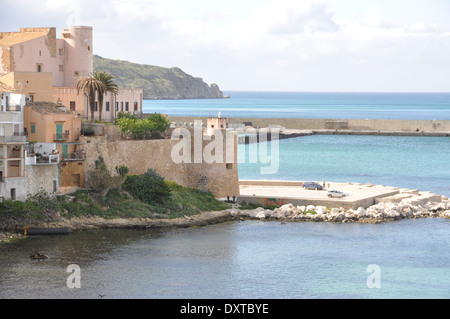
[116,112,170,139]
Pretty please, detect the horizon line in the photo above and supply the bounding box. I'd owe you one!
[221,90,450,94]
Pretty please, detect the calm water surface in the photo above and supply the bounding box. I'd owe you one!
[143,91,450,120]
[238,134,450,197]
[1,219,449,299]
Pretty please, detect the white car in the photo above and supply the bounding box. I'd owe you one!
[327,189,348,198]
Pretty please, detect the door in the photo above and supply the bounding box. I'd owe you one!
[62,144,68,159]
[56,124,63,140]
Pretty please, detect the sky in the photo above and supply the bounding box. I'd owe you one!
[2,0,450,92]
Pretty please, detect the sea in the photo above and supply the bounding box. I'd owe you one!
[1,92,449,300]
[145,91,450,197]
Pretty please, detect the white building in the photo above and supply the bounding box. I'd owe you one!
[0,84,27,200]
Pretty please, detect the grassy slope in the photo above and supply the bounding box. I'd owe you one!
[0,183,231,226]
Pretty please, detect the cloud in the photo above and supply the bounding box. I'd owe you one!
[2,0,449,91]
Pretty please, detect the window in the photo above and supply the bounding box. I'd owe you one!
[59,48,64,56]
[226,163,233,169]
[53,180,57,193]
[70,101,76,111]
[31,124,36,134]
[121,102,123,112]
[125,102,129,112]
[106,102,110,112]
[115,102,119,112]
[59,64,64,72]
[36,63,42,72]
[10,188,16,200]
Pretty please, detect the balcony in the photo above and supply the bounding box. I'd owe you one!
[54,132,70,142]
[33,154,59,165]
[61,150,86,161]
[0,135,28,144]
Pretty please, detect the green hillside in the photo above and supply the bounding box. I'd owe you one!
[93,55,224,100]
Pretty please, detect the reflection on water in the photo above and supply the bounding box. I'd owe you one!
[1,219,450,299]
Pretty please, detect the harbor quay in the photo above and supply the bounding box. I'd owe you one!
[168,116,450,137]
[237,180,443,210]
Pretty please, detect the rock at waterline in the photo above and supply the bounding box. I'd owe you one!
[30,252,48,260]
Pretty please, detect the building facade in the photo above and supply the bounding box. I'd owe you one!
[0,86,27,200]
[0,26,143,121]
[24,102,85,189]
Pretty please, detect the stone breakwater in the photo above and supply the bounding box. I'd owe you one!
[241,200,450,223]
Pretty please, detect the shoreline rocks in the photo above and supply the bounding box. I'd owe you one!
[243,199,450,223]
[1,199,449,243]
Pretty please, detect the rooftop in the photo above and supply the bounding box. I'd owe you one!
[0,82,15,93]
[0,27,54,47]
[25,102,70,115]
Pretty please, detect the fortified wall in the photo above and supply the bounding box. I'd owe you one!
[80,131,240,198]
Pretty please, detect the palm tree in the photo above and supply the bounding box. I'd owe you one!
[93,71,119,122]
[76,74,106,122]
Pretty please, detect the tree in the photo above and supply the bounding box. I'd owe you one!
[115,165,129,192]
[146,113,171,139]
[86,156,114,196]
[76,74,107,121]
[93,71,119,122]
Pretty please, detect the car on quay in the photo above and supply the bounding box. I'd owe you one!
[327,189,348,198]
[303,182,323,190]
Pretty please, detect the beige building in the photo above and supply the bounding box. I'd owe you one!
[0,26,143,121]
[0,27,92,87]
[24,102,85,189]
[0,71,53,102]
[53,87,143,122]
[206,112,228,136]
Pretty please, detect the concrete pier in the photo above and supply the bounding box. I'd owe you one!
[237,180,442,209]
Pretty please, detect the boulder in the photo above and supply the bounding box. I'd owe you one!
[249,207,265,218]
[255,211,266,219]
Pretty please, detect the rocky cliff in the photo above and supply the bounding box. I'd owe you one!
[93,55,224,100]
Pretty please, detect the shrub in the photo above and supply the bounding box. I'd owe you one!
[117,112,170,140]
[123,169,171,204]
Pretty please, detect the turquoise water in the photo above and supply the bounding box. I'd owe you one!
[238,134,450,197]
[143,91,450,119]
[0,92,448,300]
[1,219,449,299]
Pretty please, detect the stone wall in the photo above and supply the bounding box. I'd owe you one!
[81,135,240,198]
[25,164,59,195]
